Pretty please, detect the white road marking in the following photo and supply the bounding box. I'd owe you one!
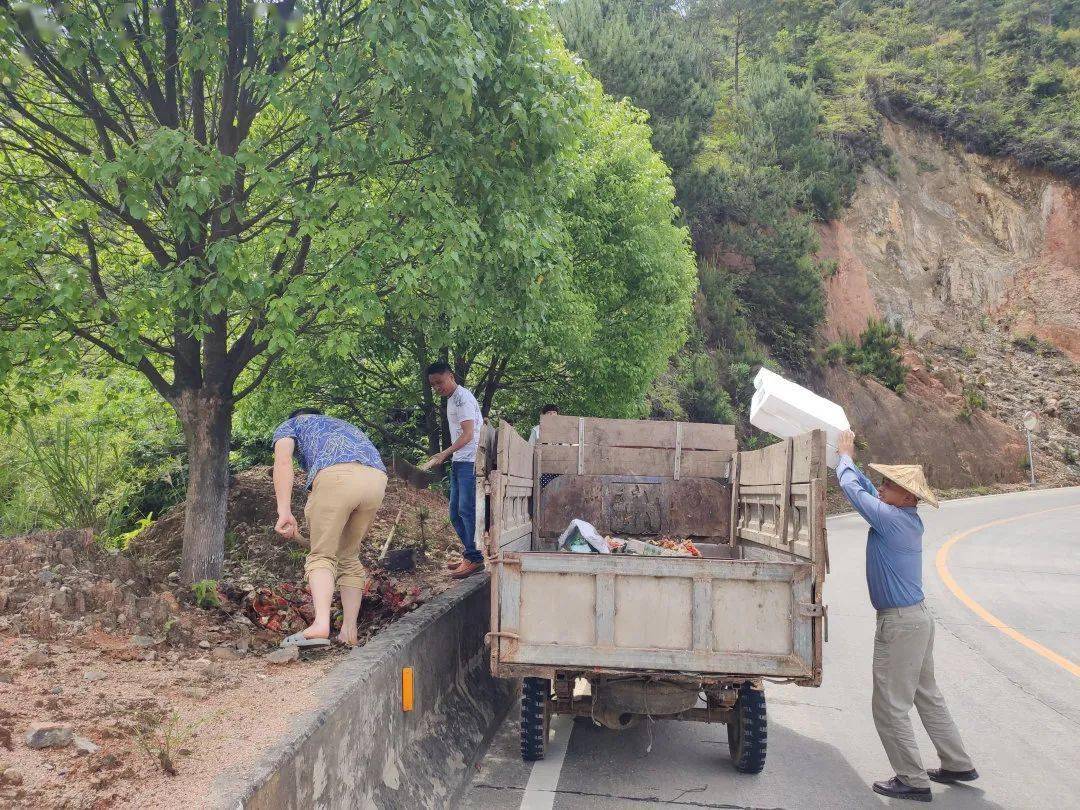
[519,714,574,810]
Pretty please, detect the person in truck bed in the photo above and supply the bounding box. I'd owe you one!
[836,430,978,804]
[272,409,387,648]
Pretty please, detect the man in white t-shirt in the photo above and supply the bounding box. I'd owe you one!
[426,361,484,578]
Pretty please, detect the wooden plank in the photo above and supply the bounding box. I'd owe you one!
[777,438,794,548]
[498,420,534,480]
[792,572,814,670]
[613,574,693,650]
[729,452,740,546]
[532,437,541,551]
[661,478,731,538]
[595,573,615,647]
[540,444,730,478]
[516,552,810,582]
[692,577,713,652]
[475,422,497,476]
[738,432,824,485]
[499,557,521,637]
[536,475,730,539]
[673,422,683,480]
[743,529,812,561]
[499,524,532,551]
[540,414,736,451]
[506,645,811,678]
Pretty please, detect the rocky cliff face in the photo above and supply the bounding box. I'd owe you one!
[816,119,1080,488]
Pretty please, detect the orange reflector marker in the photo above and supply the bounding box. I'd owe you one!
[402,667,414,712]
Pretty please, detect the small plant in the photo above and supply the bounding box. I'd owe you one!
[914,157,938,174]
[818,259,840,280]
[100,513,154,552]
[1012,334,1040,353]
[287,547,307,564]
[961,346,977,361]
[1065,447,1079,466]
[978,315,990,332]
[416,506,431,561]
[133,709,208,776]
[958,384,987,422]
[823,342,847,366]
[190,579,221,609]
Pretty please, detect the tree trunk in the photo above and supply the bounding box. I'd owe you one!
[175,389,232,583]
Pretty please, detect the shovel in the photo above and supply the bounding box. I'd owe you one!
[389,454,444,490]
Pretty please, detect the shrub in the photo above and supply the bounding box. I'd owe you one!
[191,580,221,609]
[1012,334,1040,353]
[958,384,987,422]
[676,353,736,425]
[835,320,909,394]
[15,417,119,532]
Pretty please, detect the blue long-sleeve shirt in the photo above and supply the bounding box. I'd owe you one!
[836,455,924,610]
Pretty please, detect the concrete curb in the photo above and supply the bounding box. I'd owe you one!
[213,575,514,809]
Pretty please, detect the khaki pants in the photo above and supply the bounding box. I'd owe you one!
[873,602,974,789]
[304,463,387,589]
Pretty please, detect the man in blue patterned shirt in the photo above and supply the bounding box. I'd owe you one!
[272,409,387,647]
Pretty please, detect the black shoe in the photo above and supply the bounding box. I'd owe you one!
[928,768,979,784]
[872,777,932,802]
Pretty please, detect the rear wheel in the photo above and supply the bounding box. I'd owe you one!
[520,677,551,761]
[727,682,767,774]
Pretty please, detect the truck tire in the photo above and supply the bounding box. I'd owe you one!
[727,682,767,774]
[520,677,550,762]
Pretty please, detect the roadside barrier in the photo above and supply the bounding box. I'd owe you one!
[216,575,512,809]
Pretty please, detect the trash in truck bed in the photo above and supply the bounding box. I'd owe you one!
[557,519,701,557]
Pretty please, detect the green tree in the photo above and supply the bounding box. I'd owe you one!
[240,79,698,447]
[0,0,582,580]
[554,0,718,175]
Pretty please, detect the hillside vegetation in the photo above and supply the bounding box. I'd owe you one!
[555,0,1078,424]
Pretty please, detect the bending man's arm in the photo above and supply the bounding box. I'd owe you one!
[273,438,298,538]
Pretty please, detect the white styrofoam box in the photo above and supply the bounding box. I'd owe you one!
[749,367,851,468]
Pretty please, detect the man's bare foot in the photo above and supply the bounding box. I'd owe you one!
[303,622,330,640]
[336,628,358,646]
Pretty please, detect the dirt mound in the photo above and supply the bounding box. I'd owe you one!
[0,467,464,808]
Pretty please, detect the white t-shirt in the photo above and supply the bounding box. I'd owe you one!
[447,385,483,463]
[528,425,540,445]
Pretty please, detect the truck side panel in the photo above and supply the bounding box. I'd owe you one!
[495,553,814,678]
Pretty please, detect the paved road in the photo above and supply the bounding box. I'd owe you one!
[460,487,1080,809]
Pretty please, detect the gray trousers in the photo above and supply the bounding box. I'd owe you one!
[873,602,975,788]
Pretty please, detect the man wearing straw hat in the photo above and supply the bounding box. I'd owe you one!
[836,431,977,803]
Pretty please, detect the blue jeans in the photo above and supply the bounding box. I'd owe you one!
[450,461,481,563]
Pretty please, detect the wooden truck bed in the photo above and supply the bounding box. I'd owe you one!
[479,415,828,687]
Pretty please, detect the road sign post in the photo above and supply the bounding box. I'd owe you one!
[1022,411,1038,486]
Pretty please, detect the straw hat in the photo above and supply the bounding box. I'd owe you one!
[868,463,939,508]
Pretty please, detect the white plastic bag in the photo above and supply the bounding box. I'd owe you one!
[749,367,850,468]
[556,519,610,554]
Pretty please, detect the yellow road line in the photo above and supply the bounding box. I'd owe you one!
[935,504,1080,678]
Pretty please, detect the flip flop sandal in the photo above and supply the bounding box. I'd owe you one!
[280,631,332,650]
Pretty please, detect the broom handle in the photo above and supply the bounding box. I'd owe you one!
[379,506,405,558]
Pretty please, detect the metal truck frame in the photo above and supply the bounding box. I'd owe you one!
[477,414,829,772]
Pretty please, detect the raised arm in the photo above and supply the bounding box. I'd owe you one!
[835,430,900,534]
